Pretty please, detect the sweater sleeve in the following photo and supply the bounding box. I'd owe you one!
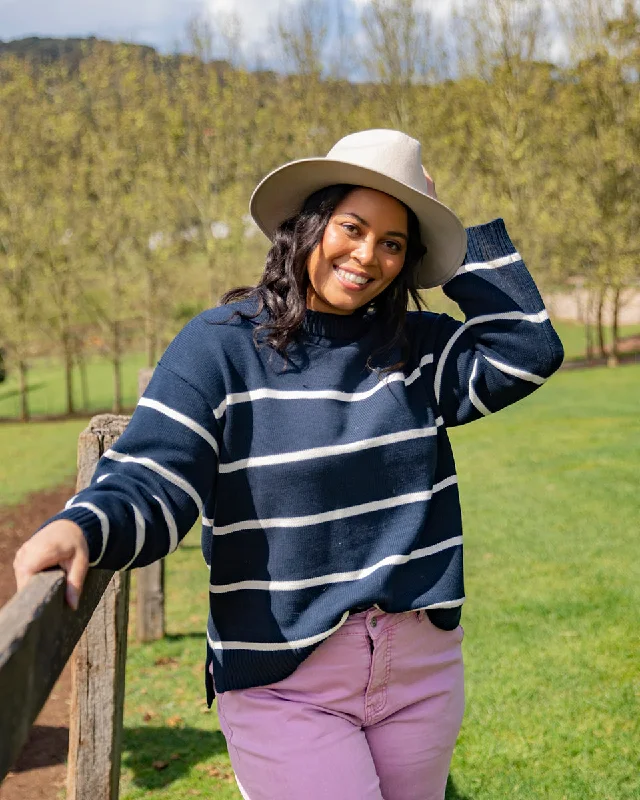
[429,218,564,427]
[40,322,223,571]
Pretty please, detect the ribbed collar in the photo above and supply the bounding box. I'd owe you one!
[302,306,379,344]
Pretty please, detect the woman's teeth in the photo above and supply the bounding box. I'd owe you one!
[335,267,370,286]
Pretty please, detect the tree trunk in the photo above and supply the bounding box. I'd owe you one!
[76,346,90,411]
[63,332,75,416]
[145,264,157,368]
[609,287,622,367]
[596,287,607,359]
[585,321,594,361]
[18,358,29,422]
[112,321,122,415]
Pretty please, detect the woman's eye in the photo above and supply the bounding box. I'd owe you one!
[385,240,402,252]
[342,223,358,235]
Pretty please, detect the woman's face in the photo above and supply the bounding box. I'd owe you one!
[306,187,408,315]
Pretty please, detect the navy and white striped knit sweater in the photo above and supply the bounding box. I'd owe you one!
[47,219,563,700]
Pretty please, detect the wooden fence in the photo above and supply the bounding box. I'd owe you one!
[1,414,132,798]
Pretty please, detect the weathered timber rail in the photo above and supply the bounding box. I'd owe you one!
[0,414,131,798]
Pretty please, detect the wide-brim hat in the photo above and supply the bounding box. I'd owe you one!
[250,129,467,289]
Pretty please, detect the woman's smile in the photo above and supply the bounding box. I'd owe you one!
[306,187,408,315]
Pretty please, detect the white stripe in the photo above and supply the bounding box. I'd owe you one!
[138,397,219,456]
[154,495,179,553]
[418,597,466,610]
[483,354,547,385]
[210,535,463,594]
[206,611,349,651]
[96,473,112,484]
[212,475,457,536]
[103,449,203,512]
[434,309,549,403]
[213,359,434,420]
[452,251,521,278]
[468,358,491,417]
[66,501,109,566]
[219,420,444,473]
[122,504,146,570]
[64,495,78,509]
[405,353,434,386]
[202,516,213,527]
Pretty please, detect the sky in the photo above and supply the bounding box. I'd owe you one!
[0,0,462,63]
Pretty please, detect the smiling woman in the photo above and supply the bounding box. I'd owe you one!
[15,129,565,800]
[305,188,410,314]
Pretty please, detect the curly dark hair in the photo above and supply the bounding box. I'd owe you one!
[221,184,427,371]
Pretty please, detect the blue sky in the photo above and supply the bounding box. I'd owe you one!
[0,0,461,62]
[0,0,590,70]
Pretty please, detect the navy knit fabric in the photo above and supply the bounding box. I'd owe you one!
[45,219,564,699]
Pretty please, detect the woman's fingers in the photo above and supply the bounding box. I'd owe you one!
[421,166,437,200]
[63,549,90,610]
[13,520,89,609]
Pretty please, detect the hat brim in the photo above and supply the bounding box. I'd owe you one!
[250,158,467,289]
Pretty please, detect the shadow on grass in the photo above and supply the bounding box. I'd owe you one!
[446,774,473,799]
[0,382,46,402]
[122,725,229,790]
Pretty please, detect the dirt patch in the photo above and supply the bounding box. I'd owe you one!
[0,483,75,800]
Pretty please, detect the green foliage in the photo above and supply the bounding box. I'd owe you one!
[0,1,637,419]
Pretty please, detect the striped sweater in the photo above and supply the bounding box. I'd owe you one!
[46,219,564,699]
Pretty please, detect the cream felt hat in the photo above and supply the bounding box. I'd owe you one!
[250,129,467,289]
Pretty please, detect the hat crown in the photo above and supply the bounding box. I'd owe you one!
[326,129,429,195]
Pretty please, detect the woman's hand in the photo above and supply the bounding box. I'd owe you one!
[13,520,90,610]
[422,166,437,201]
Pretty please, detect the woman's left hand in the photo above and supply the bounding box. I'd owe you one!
[422,167,437,201]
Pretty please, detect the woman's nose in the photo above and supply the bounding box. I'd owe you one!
[352,235,377,266]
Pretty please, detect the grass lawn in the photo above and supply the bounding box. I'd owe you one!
[1,364,638,798]
[0,418,90,506]
[0,351,147,419]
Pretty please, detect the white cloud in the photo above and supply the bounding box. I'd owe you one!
[0,0,574,65]
[0,0,462,50]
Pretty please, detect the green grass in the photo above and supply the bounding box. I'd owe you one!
[0,351,148,419]
[0,419,89,505]
[1,365,638,798]
[551,320,640,362]
[447,364,639,799]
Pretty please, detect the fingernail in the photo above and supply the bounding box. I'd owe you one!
[67,588,79,610]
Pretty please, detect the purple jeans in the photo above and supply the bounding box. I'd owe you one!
[215,608,465,800]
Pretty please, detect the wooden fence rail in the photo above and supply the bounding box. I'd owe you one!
[0,414,131,798]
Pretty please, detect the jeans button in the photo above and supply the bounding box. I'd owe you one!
[370,617,378,628]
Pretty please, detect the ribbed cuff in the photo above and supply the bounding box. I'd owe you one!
[462,218,516,264]
[38,506,105,565]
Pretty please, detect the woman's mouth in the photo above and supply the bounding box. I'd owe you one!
[333,266,373,290]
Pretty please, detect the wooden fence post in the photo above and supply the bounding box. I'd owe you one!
[66,415,131,800]
[135,367,165,643]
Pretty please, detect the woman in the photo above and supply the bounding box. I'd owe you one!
[14,129,564,800]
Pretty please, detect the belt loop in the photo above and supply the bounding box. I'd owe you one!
[416,609,424,622]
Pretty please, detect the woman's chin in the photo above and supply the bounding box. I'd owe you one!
[315,297,367,315]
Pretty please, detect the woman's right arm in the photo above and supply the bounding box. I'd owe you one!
[13,318,225,607]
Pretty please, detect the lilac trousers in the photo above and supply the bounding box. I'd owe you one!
[215,608,465,800]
